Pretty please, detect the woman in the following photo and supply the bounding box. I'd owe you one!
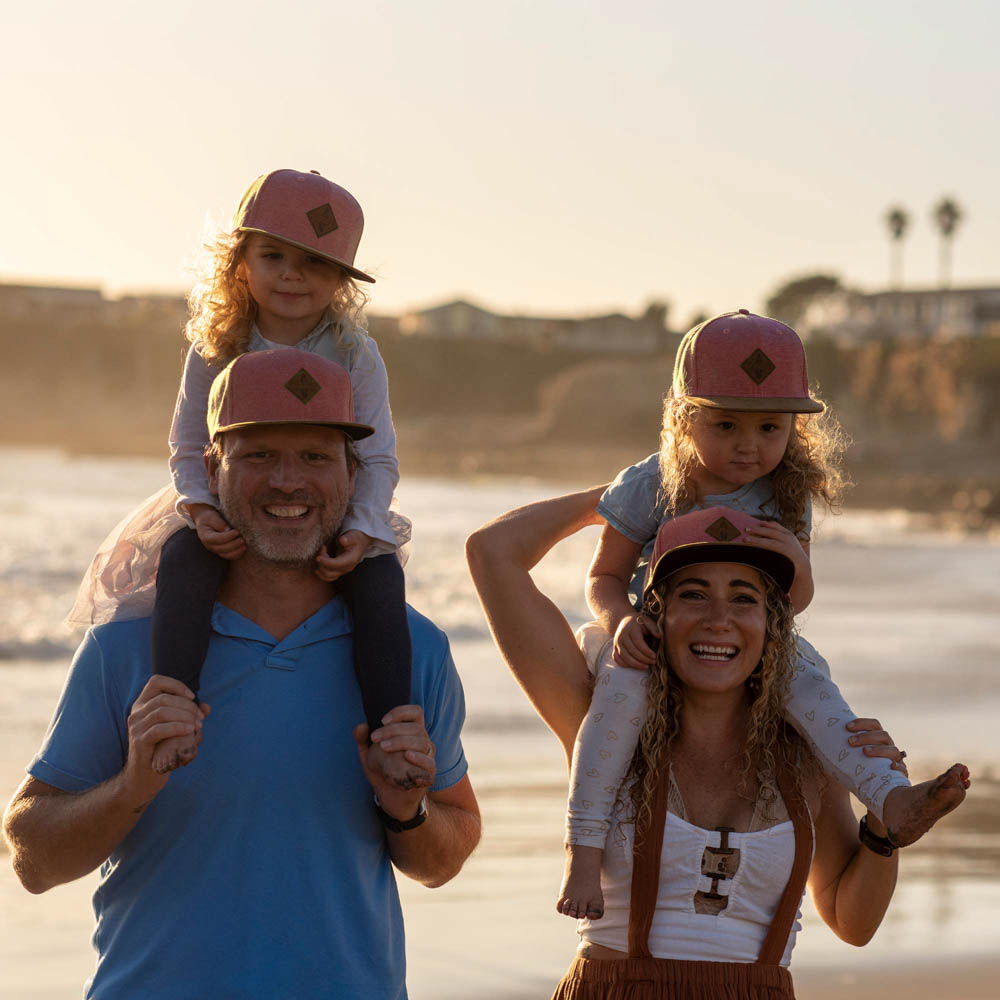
[466,488,969,999]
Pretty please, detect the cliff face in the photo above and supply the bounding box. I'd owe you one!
[1,317,996,520]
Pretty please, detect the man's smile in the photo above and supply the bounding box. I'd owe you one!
[261,503,311,519]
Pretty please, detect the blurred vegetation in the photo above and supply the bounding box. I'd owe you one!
[764,274,843,327]
[2,310,998,524]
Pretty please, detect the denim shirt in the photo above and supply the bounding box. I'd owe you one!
[169,315,399,550]
[598,453,812,604]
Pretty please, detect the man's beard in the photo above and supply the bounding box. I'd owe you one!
[217,483,345,569]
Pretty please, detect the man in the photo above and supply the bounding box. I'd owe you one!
[3,349,480,999]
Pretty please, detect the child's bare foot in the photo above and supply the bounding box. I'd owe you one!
[883,763,971,847]
[151,733,199,774]
[366,741,432,790]
[151,703,209,775]
[557,844,605,920]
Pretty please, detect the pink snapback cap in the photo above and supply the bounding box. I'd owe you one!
[234,169,375,283]
[672,309,823,413]
[643,506,795,605]
[207,349,375,440]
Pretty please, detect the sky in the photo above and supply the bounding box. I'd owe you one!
[2,0,997,326]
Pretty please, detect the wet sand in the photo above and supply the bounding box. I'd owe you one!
[2,460,998,998]
[2,675,998,999]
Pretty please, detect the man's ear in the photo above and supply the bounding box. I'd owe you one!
[205,445,220,498]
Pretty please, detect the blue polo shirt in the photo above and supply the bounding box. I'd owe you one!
[29,599,468,1000]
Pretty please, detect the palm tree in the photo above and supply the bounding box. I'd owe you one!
[932,197,963,288]
[884,205,909,289]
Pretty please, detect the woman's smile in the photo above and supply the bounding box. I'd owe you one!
[689,642,740,662]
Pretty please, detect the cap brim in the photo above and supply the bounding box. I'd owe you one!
[686,395,824,414]
[644,541,796,600]
[238,227,375,283]
[212,418,375,441]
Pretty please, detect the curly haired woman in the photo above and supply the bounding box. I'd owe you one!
[467,490,969,999]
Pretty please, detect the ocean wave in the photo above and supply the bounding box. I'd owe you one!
[0,635,76,661]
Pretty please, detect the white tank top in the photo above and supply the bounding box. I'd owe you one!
[580,806,812,966]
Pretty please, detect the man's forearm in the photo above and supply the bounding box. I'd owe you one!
[386,796,481,888]
[3,773,152,894]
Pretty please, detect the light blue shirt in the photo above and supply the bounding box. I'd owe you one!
[29,600,467,1000]
[598,453,812,604]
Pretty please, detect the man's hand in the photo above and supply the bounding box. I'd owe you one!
[612,613,660,670]
[3,676,209,895]
[190,504,245,560]
[316,529,372,582]
[353,705,435,820]
[126,676,208,799]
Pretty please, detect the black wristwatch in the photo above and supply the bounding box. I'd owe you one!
[858,815,895,857]
[373,793,428,833]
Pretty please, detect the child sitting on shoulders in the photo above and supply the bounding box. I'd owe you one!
[559,309,958,920]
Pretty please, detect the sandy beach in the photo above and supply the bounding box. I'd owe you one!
[2,455,998,998]
[3,661,997,999]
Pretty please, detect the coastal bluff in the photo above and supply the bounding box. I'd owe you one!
[1,314,997,523]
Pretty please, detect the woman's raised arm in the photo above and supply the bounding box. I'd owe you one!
[466,487,606,761]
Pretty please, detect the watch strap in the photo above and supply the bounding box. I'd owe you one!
[858,815,895,857]
[373,793,427,833]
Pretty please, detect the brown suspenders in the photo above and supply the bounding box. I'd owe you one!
[627,750,814,964]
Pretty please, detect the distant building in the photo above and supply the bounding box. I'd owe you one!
[398,298,668,353]
[0,283,191,331]
[0,282,106,320]
[800,285,1000,342]
[399,299,501,340]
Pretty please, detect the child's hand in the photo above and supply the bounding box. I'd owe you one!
[743,519,813,612]
[191,504,245,560]
[612,613,661,670]
[315,529,372,582]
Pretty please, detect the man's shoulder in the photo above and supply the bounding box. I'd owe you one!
[89,616,153,651]
[78,618,153,690]
[404,604,450,661]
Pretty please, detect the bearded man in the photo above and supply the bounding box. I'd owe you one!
[3,350,480,999]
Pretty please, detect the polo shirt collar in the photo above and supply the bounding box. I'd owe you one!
[210,597,351,650]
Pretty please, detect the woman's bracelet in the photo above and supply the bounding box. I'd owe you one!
[858,815,895,857]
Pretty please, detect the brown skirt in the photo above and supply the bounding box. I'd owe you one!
[550,956,796,1000]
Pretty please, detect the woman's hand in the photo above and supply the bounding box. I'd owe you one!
[846,717,908,775]
[613,613,661,669]
[190,504,245,560]
[315,530,372,582]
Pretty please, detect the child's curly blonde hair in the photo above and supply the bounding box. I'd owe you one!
[185,230,371,367]
[657,393,849,538]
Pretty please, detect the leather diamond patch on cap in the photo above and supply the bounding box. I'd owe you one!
[740,348,776,385]
[705,516,741,542]
[285,368,322,405]
[306,203,338,238]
